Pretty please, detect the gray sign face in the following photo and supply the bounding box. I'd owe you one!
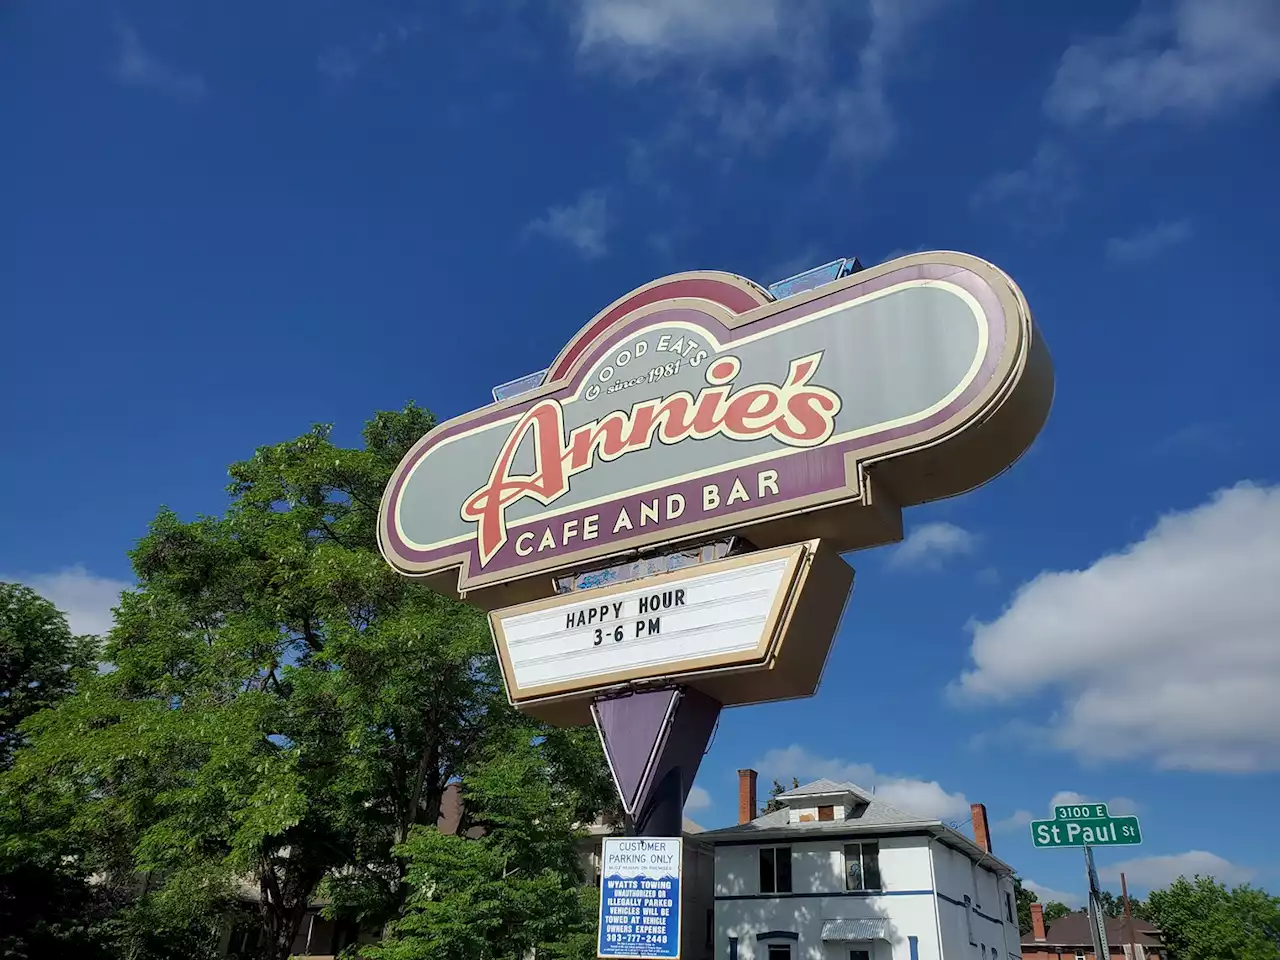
[379,253,1053,594]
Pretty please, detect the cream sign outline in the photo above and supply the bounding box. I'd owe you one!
[378,253,1053,594]
[460,350,841,566]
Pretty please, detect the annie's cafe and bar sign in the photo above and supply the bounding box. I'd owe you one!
[377,252,1054,959]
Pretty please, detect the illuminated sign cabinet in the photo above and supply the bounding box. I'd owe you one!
[379,251,1052,722]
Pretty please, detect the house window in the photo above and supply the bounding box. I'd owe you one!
[850,951,871,960]
[844,842,882,891]
[980,945,985,958]
[818,804,835,821]
[964,895,975,945]
[767,945,791,960]
[1075,953,1085,960]
[1005,890,1014,923]
[759,847,792,894]
[991,948,998,960]
[705,909,713,949]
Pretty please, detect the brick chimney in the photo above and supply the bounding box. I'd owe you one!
[737,769,758,824]
[970,802,992,854]
[1030,902,1047,942]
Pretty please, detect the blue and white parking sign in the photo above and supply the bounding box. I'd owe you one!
[597,837,683,959]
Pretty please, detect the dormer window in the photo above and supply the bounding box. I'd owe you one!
[818,805,835,821]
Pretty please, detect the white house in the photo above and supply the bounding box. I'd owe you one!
[700,772,1021,960]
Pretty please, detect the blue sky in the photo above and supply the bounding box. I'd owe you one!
[4,0,1280,907]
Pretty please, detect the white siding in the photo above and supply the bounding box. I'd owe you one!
[713,836,1020,960]
[929,842,1021,960]
[714,836,941,960]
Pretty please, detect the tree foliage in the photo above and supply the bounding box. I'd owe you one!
[761,777,799,815]
[1,406,613,960]
[1043,901,1072,923]
[1013,875,1038,935]
[0,582,110,958]
[1146,876,1280,960]
[365,724,612,960]
[0,582,98,769]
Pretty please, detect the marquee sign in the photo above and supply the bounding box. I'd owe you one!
[378,251,1053,600]
[488,539,851,720]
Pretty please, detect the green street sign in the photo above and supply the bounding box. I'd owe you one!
[1031,815,1142,848]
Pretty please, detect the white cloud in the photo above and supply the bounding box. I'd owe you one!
[1049,791,1139,817]
[575,0,786,61]
[526,189,610,259]
[756,745,970,822]
[970,143,1079,233]
[318,14,424,83]
[571,0,955,164]
[1106,220,1193,263]
[1045,0,1280,127]
[685,785,712,811]
[991,809,1033,834]
[1024,879,1083,908]
[2,566,130,637]
[951,482,1280,772]
[1099,851,1255,890]
[888,522,977,570]
[113,25,206,100]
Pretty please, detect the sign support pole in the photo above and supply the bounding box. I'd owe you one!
[1084,845,1109,959]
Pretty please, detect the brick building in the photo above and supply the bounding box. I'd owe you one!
[1022,903,1166,960]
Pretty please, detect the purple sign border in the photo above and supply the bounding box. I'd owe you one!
[380,260,1012,582]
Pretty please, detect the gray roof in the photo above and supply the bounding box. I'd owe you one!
[701,780,928,838]
[777,777,868,800]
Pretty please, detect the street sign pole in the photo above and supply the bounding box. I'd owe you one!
[1084,845,1109,959]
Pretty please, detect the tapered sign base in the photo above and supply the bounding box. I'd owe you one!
[592,687,721,837]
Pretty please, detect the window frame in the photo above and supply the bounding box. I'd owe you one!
[758,846,793,895]
[1005,890,1014,923]
[843,841,883,892]
[766,945,791,960]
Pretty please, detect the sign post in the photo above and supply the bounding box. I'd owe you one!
[378,252,1054,958]
[1085,845,1109,960]
[598,837,683,959]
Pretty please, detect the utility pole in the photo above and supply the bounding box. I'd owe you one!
[1121,872,1138,959]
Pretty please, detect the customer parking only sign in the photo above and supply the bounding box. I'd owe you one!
[598,837,682,959]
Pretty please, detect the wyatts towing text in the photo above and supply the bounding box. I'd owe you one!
[460,348,843,567]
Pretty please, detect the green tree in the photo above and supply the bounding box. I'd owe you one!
[4,406,540,960]
[1043,901,1072,923]
[1013,875,1038,935]
[1145,876,1280,960]
[0,582,98,769]
[761,777,799,815]
[0,583,111,958]
[366,722,612,960]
